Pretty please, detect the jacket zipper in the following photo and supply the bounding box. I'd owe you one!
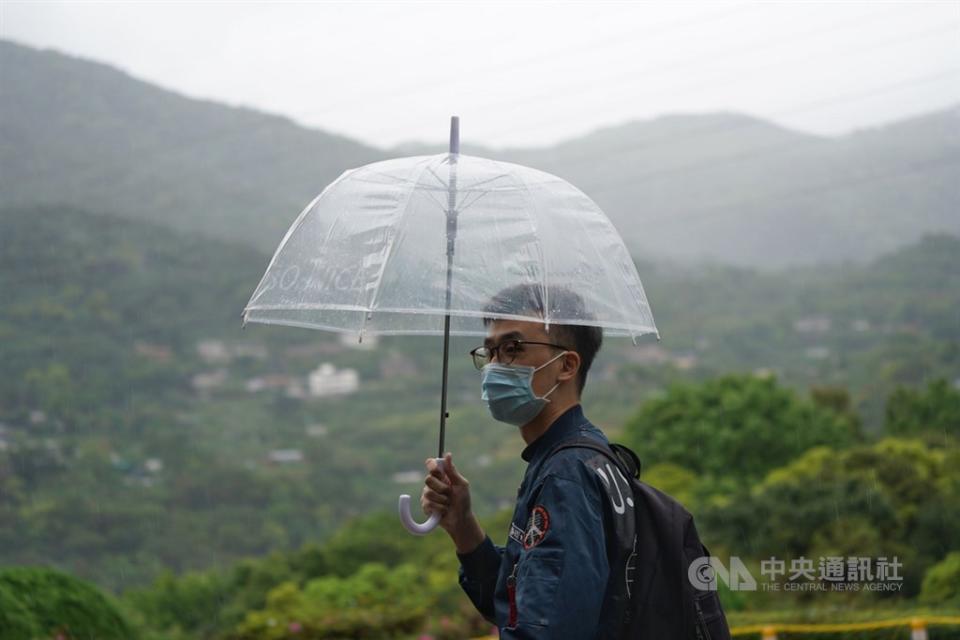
[507,562,519,628]
[694,596,711,640]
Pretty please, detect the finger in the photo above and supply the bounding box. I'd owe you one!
[421,483,449,503]
[425,475,450,493]
[421,499,448,517]
[425,458,444,480]
[423,489,450,506]
[443,452,467,486]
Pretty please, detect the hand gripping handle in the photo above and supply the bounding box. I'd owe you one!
[398,458,444,535]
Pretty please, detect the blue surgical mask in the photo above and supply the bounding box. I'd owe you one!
[480,351,568,427]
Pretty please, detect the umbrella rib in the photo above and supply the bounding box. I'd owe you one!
[424,166,458,210]
[510,171,551,330]
[364,160,436,324]
[423,163,499,214]
[425,166,449,188]
[350,173,412,186]
[577,198,658,342]
[456,189,489,214]
[420,185,449,211]
[461,172,510,191]
[351,155,444,188]
[571,200,634,342]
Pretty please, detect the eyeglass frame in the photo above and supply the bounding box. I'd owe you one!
[469,339,571,370]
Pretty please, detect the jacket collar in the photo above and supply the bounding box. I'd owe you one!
[521,403,587,463]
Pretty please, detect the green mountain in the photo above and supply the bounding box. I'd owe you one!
[2,39,958,267]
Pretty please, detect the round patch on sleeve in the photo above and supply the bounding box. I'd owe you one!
[522,505,550,549]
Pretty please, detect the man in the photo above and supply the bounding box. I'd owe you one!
[420,284,618,638]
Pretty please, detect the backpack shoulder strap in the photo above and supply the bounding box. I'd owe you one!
[548,437,641,479]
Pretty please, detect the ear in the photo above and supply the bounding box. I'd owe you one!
[557,350,580,383]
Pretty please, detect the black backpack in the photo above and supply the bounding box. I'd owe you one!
[548,437,731,640]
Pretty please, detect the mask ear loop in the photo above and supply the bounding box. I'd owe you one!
[534,351,570,402]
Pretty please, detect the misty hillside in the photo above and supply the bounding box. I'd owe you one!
[542,110,957,265]
[0,40,384,249]
[1,39,957,266]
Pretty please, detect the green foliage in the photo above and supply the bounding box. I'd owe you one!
[121,510,507,640]
[0,566,134,639]
[640,462,699,507]
[920,551,960,607]
[622,374,858,485]
[318,512,447,578]
[728,608,960,640]
[809,386,862,433]
[701,438,959,597]
[885,378,960,444]
[123,569,232,637]
[232,564,426,639]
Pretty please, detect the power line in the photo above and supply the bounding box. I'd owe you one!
[480,11,955,142]
[360,3,923,142]
[630,154,960,229]
[295,2,759,121]
[486,21,960,178]
[581,67,960,195]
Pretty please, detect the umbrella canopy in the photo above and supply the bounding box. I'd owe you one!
[241,152,658,342]
[242,118,657,534]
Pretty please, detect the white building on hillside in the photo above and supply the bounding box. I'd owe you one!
[267,449,304,465]
[308,363,359,397]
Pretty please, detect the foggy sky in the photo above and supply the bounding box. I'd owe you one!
[1,1,958,149]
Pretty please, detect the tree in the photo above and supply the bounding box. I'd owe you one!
[123,569,231,638]
[622,374,858,485]
[700,438,958,597]
[885,378,960,444]
[920,551,960,607]
[231,564,428,639]
[0,566,134,640]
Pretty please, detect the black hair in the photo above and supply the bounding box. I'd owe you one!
[482,284,603,395]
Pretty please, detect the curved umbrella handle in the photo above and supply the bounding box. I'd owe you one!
[398,458,444,535]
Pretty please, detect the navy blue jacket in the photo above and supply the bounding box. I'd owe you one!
[458,404,617,638]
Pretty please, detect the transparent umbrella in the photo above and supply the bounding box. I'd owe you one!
[242,117,658,534]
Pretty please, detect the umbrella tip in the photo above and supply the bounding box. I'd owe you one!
[449,116,460,155]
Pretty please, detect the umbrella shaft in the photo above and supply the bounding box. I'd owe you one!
[438,242,456,456]
[437,116,461,458]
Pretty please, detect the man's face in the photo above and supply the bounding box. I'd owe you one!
[484,319,573,397]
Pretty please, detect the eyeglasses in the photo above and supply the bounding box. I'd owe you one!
[469,339,570,370]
